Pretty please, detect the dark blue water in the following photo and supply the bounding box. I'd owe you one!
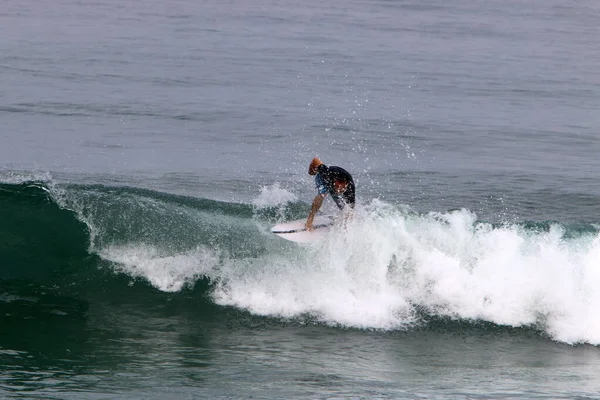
[2,0,600,398]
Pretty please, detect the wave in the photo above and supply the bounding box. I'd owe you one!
[1,174,600,345]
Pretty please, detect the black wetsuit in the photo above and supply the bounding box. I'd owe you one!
[315,164,355,210]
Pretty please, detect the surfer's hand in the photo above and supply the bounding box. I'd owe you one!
[305,221,313,231]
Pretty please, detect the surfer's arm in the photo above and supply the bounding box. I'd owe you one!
[305,194,325,231]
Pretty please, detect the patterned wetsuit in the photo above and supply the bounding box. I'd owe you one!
[314,164,355,210]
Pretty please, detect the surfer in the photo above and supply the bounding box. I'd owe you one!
[305,157,355,231]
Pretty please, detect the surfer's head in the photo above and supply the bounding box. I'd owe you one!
[308,157,323,175]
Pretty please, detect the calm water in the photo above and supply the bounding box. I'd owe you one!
[2,0,600,398]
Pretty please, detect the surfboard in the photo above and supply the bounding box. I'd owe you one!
[271,215,334,243]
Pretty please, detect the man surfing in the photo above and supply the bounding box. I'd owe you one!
[305,157,355,231]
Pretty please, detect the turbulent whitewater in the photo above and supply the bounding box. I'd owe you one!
[2,176,599,346]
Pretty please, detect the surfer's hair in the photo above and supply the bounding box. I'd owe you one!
[308,157,323,175]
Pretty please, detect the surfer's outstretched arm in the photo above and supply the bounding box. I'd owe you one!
[305,194,325,231]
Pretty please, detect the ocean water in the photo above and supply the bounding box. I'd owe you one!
[2,0,600,398]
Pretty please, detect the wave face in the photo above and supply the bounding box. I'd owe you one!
[1,177,600,345]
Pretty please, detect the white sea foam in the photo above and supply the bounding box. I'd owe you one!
[251,183,297,208]
[0,170,53,184]
[98,244,221,292]
[214,200,600,344]
[87,195,600,345]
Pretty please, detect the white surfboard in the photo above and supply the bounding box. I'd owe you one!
[271,215,334,243]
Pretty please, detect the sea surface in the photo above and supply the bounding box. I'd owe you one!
[2,0,600,398]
